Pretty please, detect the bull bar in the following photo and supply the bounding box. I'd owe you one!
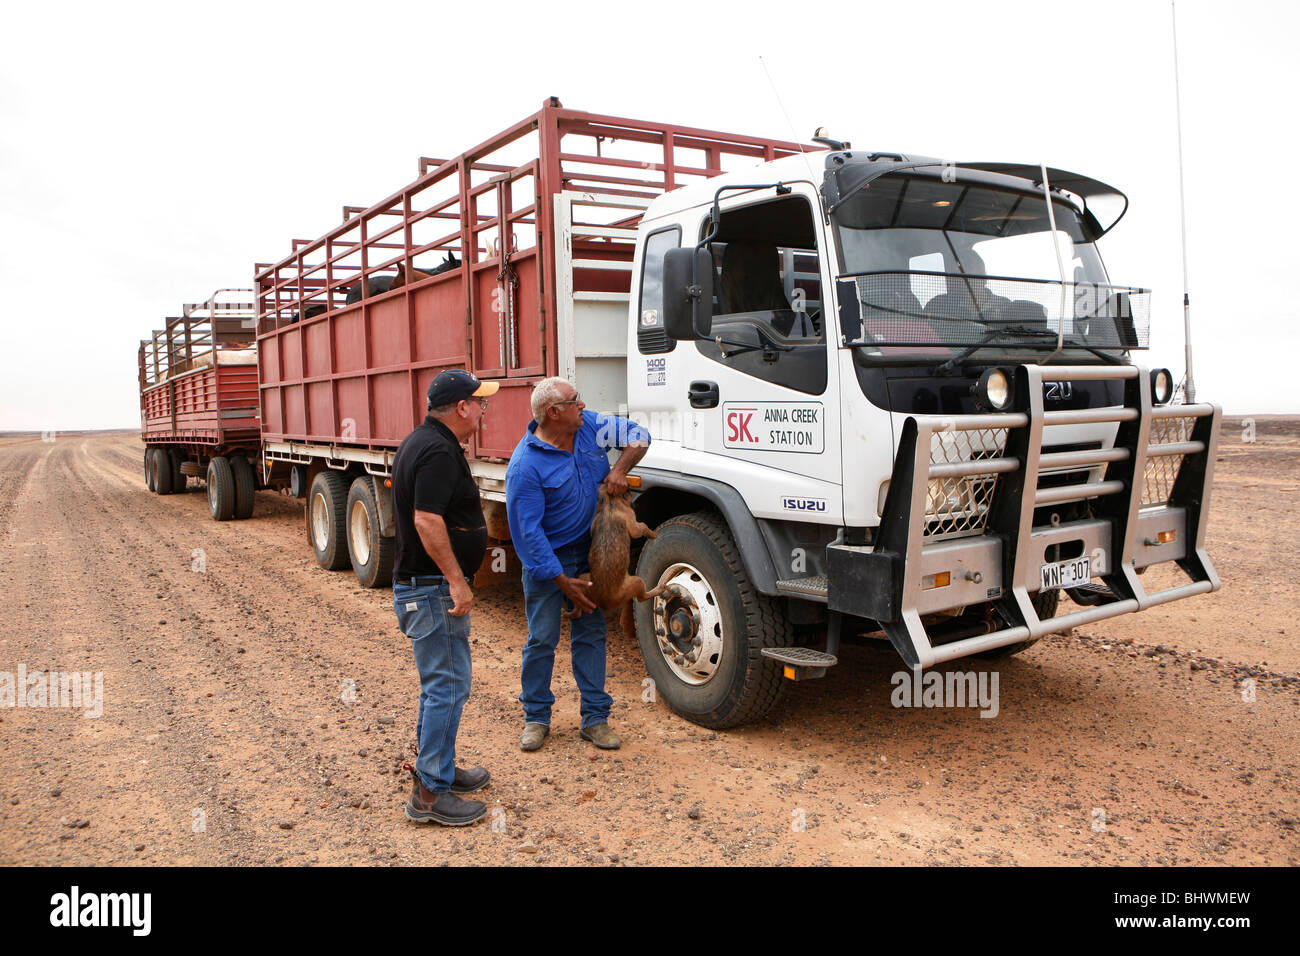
[827,364,1221,668]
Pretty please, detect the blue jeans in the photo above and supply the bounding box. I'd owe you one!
[393,580,471,793]
[520,538,611,728]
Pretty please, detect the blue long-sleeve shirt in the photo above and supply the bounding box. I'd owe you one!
[505,410,651,582]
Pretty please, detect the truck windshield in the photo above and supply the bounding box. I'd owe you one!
[833,174,1147,359]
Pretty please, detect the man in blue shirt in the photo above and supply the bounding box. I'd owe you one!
[505,377,651,752]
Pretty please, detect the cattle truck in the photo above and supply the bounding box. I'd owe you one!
[248,97,1219,728]
[138,289,262,520]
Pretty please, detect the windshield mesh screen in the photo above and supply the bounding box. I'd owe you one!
[847,272,1150,350]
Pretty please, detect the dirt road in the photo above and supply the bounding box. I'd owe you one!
[1,424,1296,865]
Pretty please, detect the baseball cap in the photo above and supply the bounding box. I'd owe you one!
[427,369,500,408]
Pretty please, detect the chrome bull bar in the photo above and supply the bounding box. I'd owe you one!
[828,364,1221,668]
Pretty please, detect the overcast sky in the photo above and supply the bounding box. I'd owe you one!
[2,0,1294,429]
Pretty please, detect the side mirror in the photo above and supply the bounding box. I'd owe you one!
[662,247,713,340]
[1110,291,1138,348]
[836,277,862,342]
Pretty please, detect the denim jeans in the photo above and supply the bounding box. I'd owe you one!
[393,579,471,793]
[520,538,611,729]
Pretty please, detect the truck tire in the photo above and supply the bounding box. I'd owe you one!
[308,471,350,570]
[169,449,186,493]
[975,589,1060,659]
[633,511,793,729]
[230,455,256,520]
[207,456,235,521]
[144,448,156,492]
[152,448,174,495]
[346,477,394,588]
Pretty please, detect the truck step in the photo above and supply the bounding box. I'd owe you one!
[762,646,838,681]
[775,575,828,599]
[1066,582,1116,606]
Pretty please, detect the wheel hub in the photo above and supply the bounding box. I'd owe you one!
[311,493,329,550]
[349,499,371,565]
[651,563,724,685]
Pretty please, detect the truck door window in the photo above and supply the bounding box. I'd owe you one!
[697,195,826,395]
[638,226,681,354]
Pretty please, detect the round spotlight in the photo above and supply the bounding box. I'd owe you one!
[1150,368,1173,405]
[977,368,1013,411]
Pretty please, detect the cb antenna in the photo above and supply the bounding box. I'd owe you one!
[1171,0,1196,403]
[757,56,818,184]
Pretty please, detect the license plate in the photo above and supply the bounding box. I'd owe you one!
[1040,555,1090,590]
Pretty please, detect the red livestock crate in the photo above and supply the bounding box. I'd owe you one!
[254,97,805,462]
[138,290,260,446]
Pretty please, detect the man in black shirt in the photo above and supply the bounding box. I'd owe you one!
[392,368,498,826]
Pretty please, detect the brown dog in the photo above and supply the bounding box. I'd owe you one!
[565,485,664,636]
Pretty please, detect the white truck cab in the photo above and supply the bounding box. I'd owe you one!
[621,149,1221,728]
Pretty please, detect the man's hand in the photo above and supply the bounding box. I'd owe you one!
[448,577,474,617]
[555,573,597,615]
[604,469,629,497]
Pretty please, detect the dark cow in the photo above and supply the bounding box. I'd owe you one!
[343,274,396,305]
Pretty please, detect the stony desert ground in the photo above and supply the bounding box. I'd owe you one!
[0,420,1296,865]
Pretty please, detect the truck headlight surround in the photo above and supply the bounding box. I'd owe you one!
[1150,368,1173,405]
[976,368,1013,411]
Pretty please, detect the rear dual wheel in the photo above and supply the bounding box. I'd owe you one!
[347,477,394,588]
[308,471,350,570]
[148,448,173,495]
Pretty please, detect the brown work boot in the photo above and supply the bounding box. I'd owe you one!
[519,723,550,752]
[579,723,621,750]
[405,767,485,826]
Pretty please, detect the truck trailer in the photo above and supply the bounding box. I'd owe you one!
[138,289,261,520]
[142,97,1221,728]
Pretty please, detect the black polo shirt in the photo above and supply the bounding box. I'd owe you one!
[392,416,487,581]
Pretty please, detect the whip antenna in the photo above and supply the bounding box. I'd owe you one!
[1172,0,1196,402]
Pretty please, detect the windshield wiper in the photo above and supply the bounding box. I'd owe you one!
[935,326,1124,373]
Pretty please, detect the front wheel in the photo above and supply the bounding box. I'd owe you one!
[633,511,792,729]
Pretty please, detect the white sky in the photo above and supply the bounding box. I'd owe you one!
[2,0,1295,429]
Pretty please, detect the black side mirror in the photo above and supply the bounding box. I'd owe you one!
[1110,291,1138,348]
[663,247,713,340]
[836,277,862,342]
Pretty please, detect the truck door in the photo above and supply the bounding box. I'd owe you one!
[677,186,842,524]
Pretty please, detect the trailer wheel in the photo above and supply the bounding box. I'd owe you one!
[152,448,174,495]
[230,455,256,520]
[144,448,156,492]
[308,471,350,570]
[207,456,235,521]
[975,589,1060,659]
[169,449,186,493]
[346,477,394,588]
[633,511,792,729]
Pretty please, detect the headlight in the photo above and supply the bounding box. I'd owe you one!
[976,368,1013,411]
[1150,368,1173,405]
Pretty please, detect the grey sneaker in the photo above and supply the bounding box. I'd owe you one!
[519,723,550,752]
[579,723,621,750]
